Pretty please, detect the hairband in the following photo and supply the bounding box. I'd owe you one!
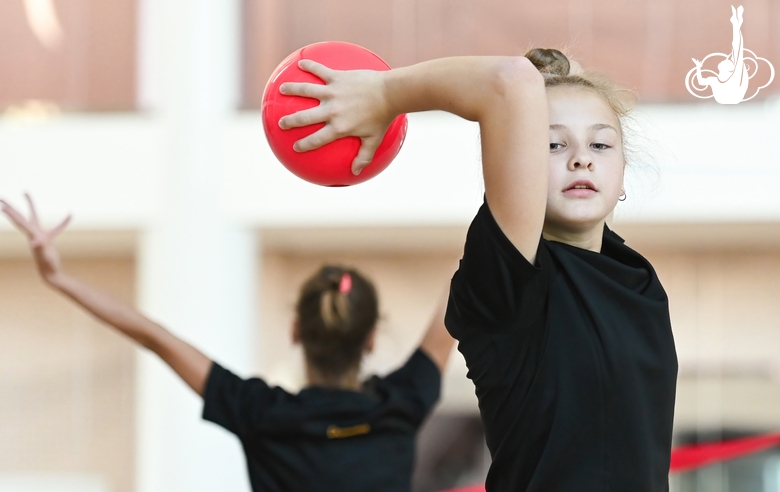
[339,273,352,294]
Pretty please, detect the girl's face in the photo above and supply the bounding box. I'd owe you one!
[544,86,625,234]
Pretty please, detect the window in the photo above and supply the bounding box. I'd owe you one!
[0,0,137,113]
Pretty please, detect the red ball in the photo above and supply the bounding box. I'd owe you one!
[262,41,408,187]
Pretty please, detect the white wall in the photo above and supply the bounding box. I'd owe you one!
[2,99,780,232]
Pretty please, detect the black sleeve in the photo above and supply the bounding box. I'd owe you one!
[202,362,275,439]
[445,199,548,338]
[382,349,442,424]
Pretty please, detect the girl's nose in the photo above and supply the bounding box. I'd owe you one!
[568,148,594,170]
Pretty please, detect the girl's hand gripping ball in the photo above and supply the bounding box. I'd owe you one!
[262,41,407,186]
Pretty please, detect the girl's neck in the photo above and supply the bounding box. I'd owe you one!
[305,363,361,391]
[542,221,605,252]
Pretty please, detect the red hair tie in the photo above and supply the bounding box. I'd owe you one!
[339,273,352,294]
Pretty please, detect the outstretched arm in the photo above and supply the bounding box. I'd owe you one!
[418,292,455,373]
[0,195,212,396]
[280,56,549,263]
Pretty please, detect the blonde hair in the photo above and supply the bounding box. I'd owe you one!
[525,47,644,170]
[524,48,636,119]
[524,48,663,197]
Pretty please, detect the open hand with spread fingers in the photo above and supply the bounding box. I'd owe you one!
[278,59,394,175]
[1,194,212,396]
[0,194,71,284]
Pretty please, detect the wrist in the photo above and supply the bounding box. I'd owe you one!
[379,69,399,122]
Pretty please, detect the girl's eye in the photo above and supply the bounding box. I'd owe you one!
[591,143,611,150]
[550,143,563,151]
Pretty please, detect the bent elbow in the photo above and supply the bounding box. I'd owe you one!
[492,56,545,99]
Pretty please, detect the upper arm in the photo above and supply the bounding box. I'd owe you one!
[478,57,549,264]
[148,328,213,397]
[445,202,546,338]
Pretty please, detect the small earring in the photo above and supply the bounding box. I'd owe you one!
[619,191,627,202]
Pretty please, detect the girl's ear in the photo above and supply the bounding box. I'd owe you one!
[292,318,302,345]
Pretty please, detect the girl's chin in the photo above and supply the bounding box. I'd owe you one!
[546,208,611,229]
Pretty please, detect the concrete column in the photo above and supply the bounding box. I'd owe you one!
[135,1,256,491]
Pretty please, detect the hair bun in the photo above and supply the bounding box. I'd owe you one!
[525,48,571,76]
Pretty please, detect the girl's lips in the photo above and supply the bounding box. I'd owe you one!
[564,179,598,192]
[563,179,598,198]
[563,188,598,198]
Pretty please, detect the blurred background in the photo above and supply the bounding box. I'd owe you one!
[0,0,779,491]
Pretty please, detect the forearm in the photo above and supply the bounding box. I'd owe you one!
[383,56,541,122]
[50,272,163,347]
[48,272,211,395]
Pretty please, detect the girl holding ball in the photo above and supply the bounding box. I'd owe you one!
[279,48,677,491]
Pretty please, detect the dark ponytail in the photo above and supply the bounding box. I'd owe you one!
[295,265,379,380]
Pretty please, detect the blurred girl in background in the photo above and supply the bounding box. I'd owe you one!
[1,194,455,492]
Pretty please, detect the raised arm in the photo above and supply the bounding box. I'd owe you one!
[0,195,212,396]
[280,56,549,263]
[418,290,455,373]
